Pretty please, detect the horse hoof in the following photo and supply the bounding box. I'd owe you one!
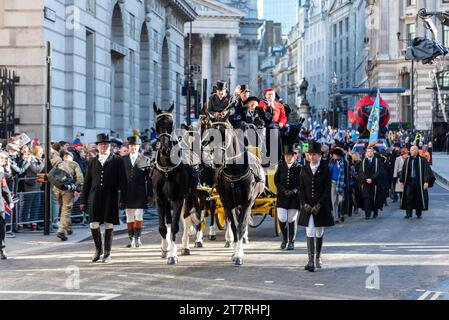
[209,235,217,241]
[234,258,243,266]
[194,242,203,248]
[167,257,178,265]
[161,251,168,259]
[181,249,190,256]
[224,241,231,248]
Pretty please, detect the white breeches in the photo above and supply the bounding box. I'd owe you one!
[305,215,324,238]
[125,209,144,223]
[277,208,298,223]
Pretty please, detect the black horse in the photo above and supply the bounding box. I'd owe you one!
[204,113,265,266]
[152,103,198,264]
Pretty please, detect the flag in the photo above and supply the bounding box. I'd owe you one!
[367,89,381,147]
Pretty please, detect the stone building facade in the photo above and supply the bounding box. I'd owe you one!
[0,0,196,142]
[365,0,449,130]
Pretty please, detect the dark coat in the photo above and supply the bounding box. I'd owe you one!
[400,156,435,211]
[80,154,127,225]
[242,106,273,129]
[207,94,230,113]
[357,157,385,211]
[274,160,301,209]
[298,163,334,227]
[123,154,152,209]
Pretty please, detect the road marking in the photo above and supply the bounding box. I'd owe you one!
[416,289,426,292]
[117,275,128,277]
[264,281,274,284]
[0,290,120,300]
[215,278,225,281]
[430,292,442,300]
[417,291,432,300]
[314,283,325,286]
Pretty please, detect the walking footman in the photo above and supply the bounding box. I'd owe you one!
[298,141,334,272]
[80,133,127,263]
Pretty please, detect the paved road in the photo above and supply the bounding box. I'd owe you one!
[1,182,449,300]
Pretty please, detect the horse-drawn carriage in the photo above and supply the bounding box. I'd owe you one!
[196,147,281,238]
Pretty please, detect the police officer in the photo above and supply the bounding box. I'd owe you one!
[122,136,152,248]
[80,133,127,263]
[54,150,84,241]
[274,144,301,250]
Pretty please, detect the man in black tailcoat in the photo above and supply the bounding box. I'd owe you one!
[80,133,127,263]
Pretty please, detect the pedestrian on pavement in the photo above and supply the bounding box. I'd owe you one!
[122,136,152,248]
[80,133,127,263]
[298,140,334,272]
[329,147,347,224]
[274,144,301,250]
[0,151,14,260]
[358,146,385,220]
[393,148,408,202]
[54,150,84,241]
[400,146,435,219]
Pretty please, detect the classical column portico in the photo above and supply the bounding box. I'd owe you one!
[227,34,239,91]
[200,33,214,93]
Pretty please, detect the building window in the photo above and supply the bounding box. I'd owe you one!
[346,57,350,73]
[129,14,136,40]
[407,0,417,6]
[176,45,181,64]
[402,72,411,89]
[86,0,96,15]
[86,29,95,129]
[444,25,449,47]
[340,39,343,54]
[153,30,159,53]
[345,17,349,33]
[333,24,337,38]
[346,37,349,52]
[406,23,415,46]
[153,61,159,103]
[339,21,343,35]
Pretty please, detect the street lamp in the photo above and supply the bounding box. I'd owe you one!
[332,72,338,128]
[225,62,235,92]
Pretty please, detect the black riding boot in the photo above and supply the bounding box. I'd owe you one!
[91,228,103,263]
[304,237,315,272]
[102,229,113,263]
[126,226,135,248]
[287,221,296,250]
[279,221,287,249]
[315,236,323,268]
[134,227,142,247]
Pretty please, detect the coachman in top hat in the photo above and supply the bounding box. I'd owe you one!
[80,133,127,263]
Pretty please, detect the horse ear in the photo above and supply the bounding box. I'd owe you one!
[167,103,175,113]
[153,102,160,115]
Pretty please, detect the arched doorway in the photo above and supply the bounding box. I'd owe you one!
[161,37,170,110]
[110,2,125,136]
[140,23,151,130]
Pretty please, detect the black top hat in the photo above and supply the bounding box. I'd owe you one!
[127,136,142,145]
[331,147,345,157]
[96,133,111,144]
[216,81,227,91]
[240,84,250,92]
[307,140,322,154]
[245,96,260,105]
[282,144,295,155]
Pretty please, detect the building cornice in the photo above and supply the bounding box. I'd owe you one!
[169,0,198,22]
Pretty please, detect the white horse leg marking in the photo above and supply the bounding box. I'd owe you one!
[181,215,190,250]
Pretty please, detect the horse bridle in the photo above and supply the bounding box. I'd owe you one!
[155,112,181,177]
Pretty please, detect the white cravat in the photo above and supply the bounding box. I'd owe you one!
[310,162,320,175]
[130,153,138,167]
[98,150,111,166]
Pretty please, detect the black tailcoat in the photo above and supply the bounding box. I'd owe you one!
[123,154,152,209]
[274,160,301,209]
[298,163,334,227]
[80,154,127,225]
[400,156,435,211]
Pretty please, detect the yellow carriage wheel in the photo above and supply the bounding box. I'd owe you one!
[216,211,226,230]
[273,208,281,237]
